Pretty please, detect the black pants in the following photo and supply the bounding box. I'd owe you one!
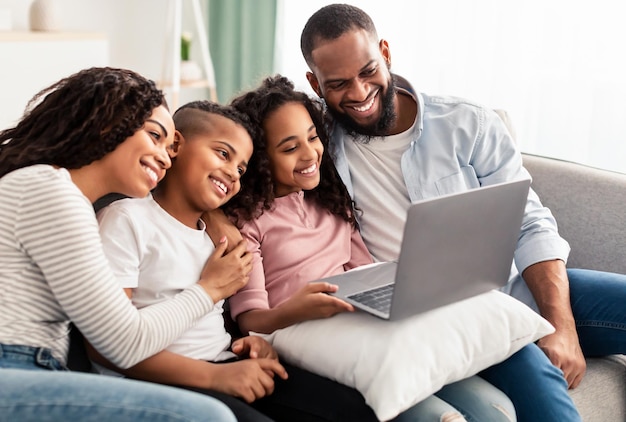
[183,361,378,422]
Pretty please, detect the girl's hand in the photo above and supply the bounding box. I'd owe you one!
[197,237,253,303]
[231,336,278,360]
[280,282,355,321]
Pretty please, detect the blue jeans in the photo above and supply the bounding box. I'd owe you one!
[0,344,236,422]
[394,375,516,422]
[480,343,579,422]
[479,268,626,422]
[567,268,626,355]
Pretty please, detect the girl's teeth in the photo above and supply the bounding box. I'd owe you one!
[299,163,317,174]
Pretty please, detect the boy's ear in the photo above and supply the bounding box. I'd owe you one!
[168,131,184,158]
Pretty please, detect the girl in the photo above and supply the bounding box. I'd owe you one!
[224,75,517,422]
[0,67,243,421]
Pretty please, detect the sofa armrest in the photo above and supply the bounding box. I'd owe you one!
[522,153,626,274]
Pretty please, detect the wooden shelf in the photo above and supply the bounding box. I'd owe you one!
[0,31,106,42]
[158,79,213,89]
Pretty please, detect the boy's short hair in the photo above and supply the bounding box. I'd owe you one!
[173,101,256,141]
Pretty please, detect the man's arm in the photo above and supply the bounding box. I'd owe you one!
[522,259,586,388]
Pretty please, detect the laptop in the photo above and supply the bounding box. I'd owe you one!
[317,179,531,321]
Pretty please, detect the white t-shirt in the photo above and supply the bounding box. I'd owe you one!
[343,121,416,262]
[97,195,234,363]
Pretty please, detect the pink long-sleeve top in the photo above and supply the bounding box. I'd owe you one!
[228,191,372,320]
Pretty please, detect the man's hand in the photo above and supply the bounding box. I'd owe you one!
[536,325,586,388]
[522,259,586,388]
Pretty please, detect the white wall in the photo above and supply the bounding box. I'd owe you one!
[276,0,626,174]
[0,0,210,127]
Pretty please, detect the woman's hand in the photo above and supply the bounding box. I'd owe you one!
[197,237,252,303]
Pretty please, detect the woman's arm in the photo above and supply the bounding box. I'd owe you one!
[15,171,220,369]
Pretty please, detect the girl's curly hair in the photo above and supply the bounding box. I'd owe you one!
[0,67,165,178]
[224,74,357,227]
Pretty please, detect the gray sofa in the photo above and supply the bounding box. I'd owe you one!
[69,153,626,420]
[523,153,626,422]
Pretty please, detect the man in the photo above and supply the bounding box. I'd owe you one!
[300,3,625,421]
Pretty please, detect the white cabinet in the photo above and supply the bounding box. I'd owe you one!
[0,32,108,130]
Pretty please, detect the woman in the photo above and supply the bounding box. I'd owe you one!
[0,67,249,421]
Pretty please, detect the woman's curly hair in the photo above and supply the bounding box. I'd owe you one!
[224,74,357,227]
[0,67,165,178]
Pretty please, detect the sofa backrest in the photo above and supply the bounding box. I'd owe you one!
[523,153,626,274]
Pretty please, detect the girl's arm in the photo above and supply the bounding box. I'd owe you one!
[237,282,353,334]
[202,209,243,253]
[230,220,355,335]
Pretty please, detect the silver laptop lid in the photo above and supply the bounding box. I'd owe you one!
[389,178,530,320]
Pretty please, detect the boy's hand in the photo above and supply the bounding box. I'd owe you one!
[210,359,288,403]
[231,336,278,360]
[197,237,252,303]
[280,282,354,321]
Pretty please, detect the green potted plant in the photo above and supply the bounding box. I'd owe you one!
[180,31,202,82]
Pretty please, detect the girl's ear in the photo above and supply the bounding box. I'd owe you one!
[168,131,184,158]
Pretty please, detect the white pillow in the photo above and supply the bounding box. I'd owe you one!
[259,290,553,421]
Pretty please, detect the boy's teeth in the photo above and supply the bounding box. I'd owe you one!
[143,165,157,182]
[212,178,228,193]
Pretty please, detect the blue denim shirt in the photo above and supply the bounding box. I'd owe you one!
[329,77,570,309]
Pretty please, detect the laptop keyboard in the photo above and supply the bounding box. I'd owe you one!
[347,283,394,314]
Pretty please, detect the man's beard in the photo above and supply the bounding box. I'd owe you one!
[327,77,397,144]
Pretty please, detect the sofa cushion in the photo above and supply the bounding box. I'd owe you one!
[569,355,626,422]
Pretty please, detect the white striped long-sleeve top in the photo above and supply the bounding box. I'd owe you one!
[0,165,214,368]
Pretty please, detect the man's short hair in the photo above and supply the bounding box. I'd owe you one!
[300,3,378,66]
